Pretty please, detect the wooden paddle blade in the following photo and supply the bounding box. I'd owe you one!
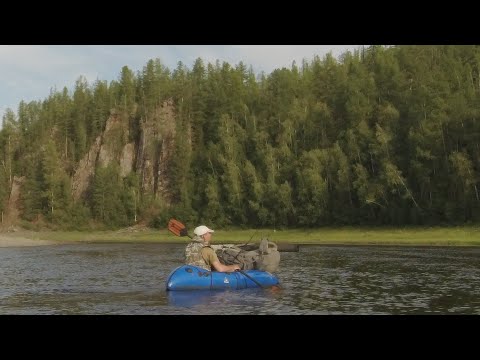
[169,218,185,229]
[168,218,186,237]
[168,226,182,236]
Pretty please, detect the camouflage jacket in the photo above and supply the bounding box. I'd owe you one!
[185,236,211,270]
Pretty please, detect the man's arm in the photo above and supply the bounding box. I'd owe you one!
[211,260,240,272]
[202,247,240,272]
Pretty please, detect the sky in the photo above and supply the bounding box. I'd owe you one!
[0,45,360,120]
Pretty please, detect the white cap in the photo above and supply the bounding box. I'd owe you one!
[193,225,214,236]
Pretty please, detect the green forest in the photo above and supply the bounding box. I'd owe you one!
[1,45,479,230]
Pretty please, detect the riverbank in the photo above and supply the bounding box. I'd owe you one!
[0,232,62,247]
[0,225,479,247]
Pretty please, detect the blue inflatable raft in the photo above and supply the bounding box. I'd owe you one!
[166,265,280,291]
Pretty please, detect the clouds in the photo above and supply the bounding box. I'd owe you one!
[0,45,359,120]
[0,45,105,119]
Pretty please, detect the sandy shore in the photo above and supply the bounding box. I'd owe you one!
[0,233,61,247]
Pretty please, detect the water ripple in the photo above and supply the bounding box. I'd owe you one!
[1,244,480,314]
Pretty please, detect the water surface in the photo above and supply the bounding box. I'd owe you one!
[1,243,479,314]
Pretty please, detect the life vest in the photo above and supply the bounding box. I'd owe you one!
[185,236,212,270]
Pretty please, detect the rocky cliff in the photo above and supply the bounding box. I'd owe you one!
[5,99,177,226]
[72,100,176,203]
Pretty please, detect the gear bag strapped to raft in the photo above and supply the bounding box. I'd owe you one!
[214,238,281,273]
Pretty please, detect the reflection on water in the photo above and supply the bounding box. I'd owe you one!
[1,243,480,314]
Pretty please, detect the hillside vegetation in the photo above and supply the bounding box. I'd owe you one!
[1,45,479,230]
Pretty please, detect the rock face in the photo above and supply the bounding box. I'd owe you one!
[97,111,129,168]
[135,98,176,202]
[4,100,178,225]
[2,176,25,228]
[72,135,102,201]
[72,111,132,201]
[72,100,176,203]
[120,143,135,178]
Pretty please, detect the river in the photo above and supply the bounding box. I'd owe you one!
[1,243,479,314]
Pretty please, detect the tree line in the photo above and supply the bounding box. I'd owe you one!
[1,45,479,230]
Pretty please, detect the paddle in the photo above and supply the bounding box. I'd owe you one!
[168,218,192,239]
[232,230,258,263]
[235,269,267,289]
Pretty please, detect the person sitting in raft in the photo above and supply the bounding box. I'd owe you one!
[185,225,241,272]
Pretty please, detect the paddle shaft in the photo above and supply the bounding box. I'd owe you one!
[231,230,258,263]
[236,269,265,289]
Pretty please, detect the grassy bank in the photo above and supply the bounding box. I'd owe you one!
[9,225,480,246]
